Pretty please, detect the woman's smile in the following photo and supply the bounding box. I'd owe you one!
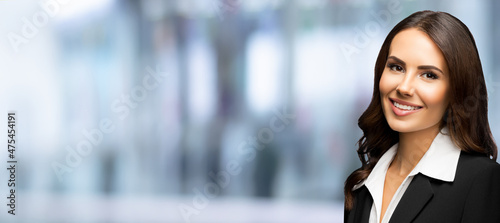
[389,98,423,116]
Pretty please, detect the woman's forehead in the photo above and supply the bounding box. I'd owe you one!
[388,28,448,74]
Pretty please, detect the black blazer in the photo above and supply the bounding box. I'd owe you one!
[345,152,500,223]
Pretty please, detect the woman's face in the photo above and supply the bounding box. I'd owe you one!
[379,28,450,134]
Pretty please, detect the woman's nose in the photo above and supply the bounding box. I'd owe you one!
[396,74,415,97]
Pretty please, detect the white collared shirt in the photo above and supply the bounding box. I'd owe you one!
[353,128,461,223]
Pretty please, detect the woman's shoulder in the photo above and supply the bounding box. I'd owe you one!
[457,151,500,179]
[456,152,500,222]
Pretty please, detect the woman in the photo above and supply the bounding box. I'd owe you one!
[344,10,500,223]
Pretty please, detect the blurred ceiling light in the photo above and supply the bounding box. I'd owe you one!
[246,31,284,114]
[187,39,217,123]
[294,30,347,101]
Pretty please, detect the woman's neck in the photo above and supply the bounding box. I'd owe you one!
[391,124,441,177]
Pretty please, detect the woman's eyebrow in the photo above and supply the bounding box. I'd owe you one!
[387,56,406,66]
[387,55,444,74]
[417,65,444,74]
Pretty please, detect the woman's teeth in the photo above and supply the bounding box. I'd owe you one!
[393,101,421,111]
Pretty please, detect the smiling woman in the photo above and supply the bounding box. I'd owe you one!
[344,11,500,223]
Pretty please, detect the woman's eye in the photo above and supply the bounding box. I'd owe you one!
[422,72,438,79]
[389,64,404,72]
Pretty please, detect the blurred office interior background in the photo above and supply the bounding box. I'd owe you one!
[0,0,499,222]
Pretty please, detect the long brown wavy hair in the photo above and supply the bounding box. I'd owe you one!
[344,10,498,210]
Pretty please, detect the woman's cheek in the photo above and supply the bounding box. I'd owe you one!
[379,72,398,95]
[419,85,449,113]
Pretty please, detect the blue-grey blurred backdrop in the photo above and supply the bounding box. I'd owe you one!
[0,0,499,222]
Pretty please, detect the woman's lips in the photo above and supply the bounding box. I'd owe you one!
[389,98,423,116]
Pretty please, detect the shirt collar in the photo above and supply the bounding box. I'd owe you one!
[409,127,461,181]
[353,127,461,191]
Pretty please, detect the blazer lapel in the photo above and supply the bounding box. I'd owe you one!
[389,173,434,223]
[346,186,373,223]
